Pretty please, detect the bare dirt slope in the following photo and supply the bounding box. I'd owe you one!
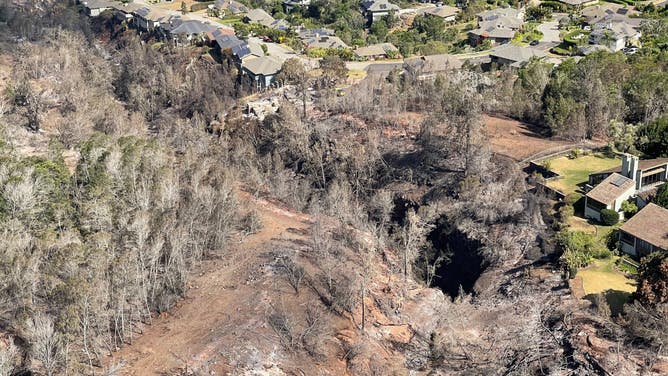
[109,191,447,375]
[484,114,574,161]
[110,194,319,374]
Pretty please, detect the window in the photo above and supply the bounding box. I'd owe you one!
[620,231,634,245]
[586,198,606,211]
[641,170,666,187]
[637,239,655,257]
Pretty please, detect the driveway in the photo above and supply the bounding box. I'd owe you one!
[537,21,561,43]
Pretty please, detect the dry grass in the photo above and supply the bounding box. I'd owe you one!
[484,115,573,161]
[578,258,635,294]
[577,257,636,314]
[546,155,620,196]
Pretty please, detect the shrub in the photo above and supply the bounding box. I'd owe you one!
[621,200,638,218]
[600,209,620,226]
[558,203,574,222]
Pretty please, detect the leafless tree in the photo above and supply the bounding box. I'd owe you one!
[27,313,64,376]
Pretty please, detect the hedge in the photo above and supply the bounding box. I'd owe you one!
[600,209,620,226]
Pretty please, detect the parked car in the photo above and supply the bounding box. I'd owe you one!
[623,47,638,55]
[529,40,540,46]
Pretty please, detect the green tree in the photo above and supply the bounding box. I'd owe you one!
[412,14,446,41]
[637,117,668,158]
[654,184,668,209]
[525,6,552,21]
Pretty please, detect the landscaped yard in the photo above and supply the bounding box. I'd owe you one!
[577,256,636,314]
[546,154,620,196]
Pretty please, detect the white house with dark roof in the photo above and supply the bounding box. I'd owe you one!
[619,203,668,257]
[469,8,524,46]
[588,20,641,51]
[585,154,668,222]
[362,0,400,24]
[584,173,636,222]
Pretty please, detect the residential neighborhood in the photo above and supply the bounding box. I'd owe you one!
[5,0,668,374]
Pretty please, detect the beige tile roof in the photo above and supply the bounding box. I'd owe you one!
[620,203,668,250]
[586,172,635,205]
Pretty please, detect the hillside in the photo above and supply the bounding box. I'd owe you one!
[1,1,668,376]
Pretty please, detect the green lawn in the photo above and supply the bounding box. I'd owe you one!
[546,155,620,196]
[577,257,636,314]
[217,16,244,26]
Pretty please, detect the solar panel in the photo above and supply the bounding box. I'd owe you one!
[611,175,628,187]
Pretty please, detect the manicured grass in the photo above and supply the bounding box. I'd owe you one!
[217,16,244,25]
[578,256,636,314]
[546,155,620,196]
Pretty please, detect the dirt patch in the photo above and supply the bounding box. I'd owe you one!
[484,114,573,161]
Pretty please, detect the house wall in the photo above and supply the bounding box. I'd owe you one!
[612,184,637,217]
[87,7,111,17]
[584,197,607,222]
[136,17,150,31]
[619,233,637,257]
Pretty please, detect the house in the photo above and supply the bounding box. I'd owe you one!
[476,7,524,23]
[354,43,399,60]
[212,32,263,60]
[588,20,641,51]
[110,2,144,22]
[403,53,463,80]
[585,154,668,221]
[303,35,349,50]
[133,7,170,32]
[580,4,641,26]
[297,28,335,38]
[215,0,249,15]
[169,21,217,45]
[588,155,668,192]
[362,0,400,25]
[422,5,460,22]
[469,8,524,46]
[240,56,283,90]
[618,203,668,257]
[244,8,274,26]
[584,173,636,222]
[283,0,310,13]
[489,45,546,68]
[81,0,117,17]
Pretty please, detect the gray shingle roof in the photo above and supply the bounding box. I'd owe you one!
[586,172,635,205]
[171,20,217,35]
[620,203,668,250]
[242,56,283,75]
[490,45,546,63]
